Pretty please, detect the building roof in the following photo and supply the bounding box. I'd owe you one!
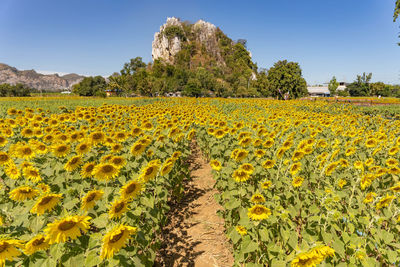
[307,86,330,94]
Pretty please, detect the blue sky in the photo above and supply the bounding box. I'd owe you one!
[0,0,399,84]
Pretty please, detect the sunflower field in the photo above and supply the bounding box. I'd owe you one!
[0,97,400,266]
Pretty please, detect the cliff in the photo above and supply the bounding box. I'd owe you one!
[0,63,84,91]
[151,17,255,72]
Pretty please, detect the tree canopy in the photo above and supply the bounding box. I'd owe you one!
[72,76,107,97]
[265,60,307,99]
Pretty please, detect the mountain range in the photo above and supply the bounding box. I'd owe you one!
[0,63,84,91]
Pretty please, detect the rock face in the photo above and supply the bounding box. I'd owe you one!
[152,17,226,65]
[152,17,183,64]
[0,63,84,91]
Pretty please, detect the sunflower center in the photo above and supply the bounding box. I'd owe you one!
[57,146,67,152]
[134,144,142,151]
[0,243,9,253]
[58,221,77,231]
[254,207,265,215]
[0,154,8,161]
[30,170,39,176]
[114,202,125,213]
[39,196,54,205]
[32,237,45,246]
[79,144,87,150]
[20,188,33,194]
[110,231,124,243]
[23,148,32,155]
[92,133,102,140]
[145,167,154,176]
[126,183,137,194]
[86,193,96,202]
[113,158,122,164]
[85,164,94,173]
[70,158,79,164]
[102,165,114,173]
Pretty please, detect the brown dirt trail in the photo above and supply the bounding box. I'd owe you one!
[155,143,234,267]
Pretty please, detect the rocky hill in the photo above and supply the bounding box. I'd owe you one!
[151,17,256,73]
[0,63,84,91]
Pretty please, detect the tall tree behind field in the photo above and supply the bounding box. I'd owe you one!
[328,76,339,96]
[266,60,307,99]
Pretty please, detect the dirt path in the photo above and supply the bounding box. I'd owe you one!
[155,143,234,267]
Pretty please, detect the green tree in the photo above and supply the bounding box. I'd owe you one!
[72,76,107,96]
[328,76,339,96]
[121,57,146,76]
[184,78,202,97]
[347,72,372,96]
[266,60,307,99]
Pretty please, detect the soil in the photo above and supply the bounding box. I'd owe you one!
[154,143,234,267]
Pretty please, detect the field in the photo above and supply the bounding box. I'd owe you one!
[0,97,400,267]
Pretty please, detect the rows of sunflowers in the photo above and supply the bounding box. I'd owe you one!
[0,97,400,266]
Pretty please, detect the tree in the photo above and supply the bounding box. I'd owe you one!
[347,72,372,96]
[265,60,308,99]
[328,76,339,96]
[184,78,202,97]
[121,57,146,76]
[72,76,107,96]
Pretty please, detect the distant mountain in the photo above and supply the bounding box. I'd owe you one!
[0,63,85,91]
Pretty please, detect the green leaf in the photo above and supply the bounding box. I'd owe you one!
[85,250,102,267]
[332,239,345,258]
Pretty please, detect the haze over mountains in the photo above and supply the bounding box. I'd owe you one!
[0,63,84,91]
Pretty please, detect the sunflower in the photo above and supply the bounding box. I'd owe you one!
[250,193,266,203]
[44,215,91,244]
[363,192,376,203]
[31,193,62,215]
[52,144,70,157]
[89,132,105,145]
[261,180,272,189]
[292,176,304,187]
[376,194,396,210]
[76,141,91,155]
[262,159,275,169]
[5,163,20,179]
[64,155,82,172]
[24,235,50,255]
[160,162,174,176]
[388,147,399,156]
[100,224,137,259]
[235,225,247,236]
[234,149,248,162]
[37,183,50,193]
[111,143,123,153]
[325,162,339,176]
[93,163,120,181]
[365,138,378,148]
[386,158,399,167]
[0,238,24,266]
[109,199,129,219]
[247,205,271,221]
[130,142,146,156]
[338,179,347,189]
[9,186,39,201]
[291,250,324,267]
[292,151,305,162]
[140,162,160,182]
[0,136,7,147]
[0,152,11,166]
[120,180,143,200]
[263,139,274,148]
[354,161,364,170]
[388,166,400,175]
[240,163,254,174]
[232,169,250,182]
[80,162,95,178]
[110,156,127,169]
[289,162,302,176]
[254,149,265,158]
[81,189,104,211]
[23,166,42,183]
[210,160,222,171]
[214,129,226,139]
